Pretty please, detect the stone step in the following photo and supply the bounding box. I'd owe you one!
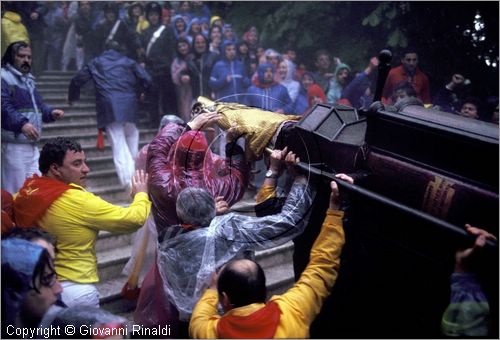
[256,241,295,297]
[44,97,95,106]
[38,89,95,98]
[86,168,121,188]
[38,128,157,146]
[49,103,96,112]
[37,89,72,97]
[43,121,99,137]
[97,244,133,283]
[41,93,94,101]
[54,111,97,125]
[41,70,77,76]
[84,154,131,173]
[37,82,71,91]
[37,75,77,82]
[87,184,131,203]
[44,115,153,132]
[85,154,116,171]
[255,241,294,271]
[37,79,71,85]
[96,231,134,253]
[79,139,151,159]
[265,263,295,298]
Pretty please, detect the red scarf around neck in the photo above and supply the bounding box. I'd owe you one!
[217,301,281,338]
[14,175,73,227]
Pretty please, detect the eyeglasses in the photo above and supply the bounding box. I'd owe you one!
[40,271,58,288]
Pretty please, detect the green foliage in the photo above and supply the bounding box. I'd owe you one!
[361,2,408,48]
[362,3,384,27]
[387,28,408,48]
[225,2,374,69]
[361,2,397,26]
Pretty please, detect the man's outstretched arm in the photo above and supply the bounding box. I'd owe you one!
[273,174,353,328]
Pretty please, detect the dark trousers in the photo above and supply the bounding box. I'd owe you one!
[147,70,178,128]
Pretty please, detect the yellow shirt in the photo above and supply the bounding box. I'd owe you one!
[38,184,151,283]
[189,209,345,338]
[255,184,277,204]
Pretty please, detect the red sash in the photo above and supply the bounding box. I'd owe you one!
[217,301,281,339]
[14,175,73,227]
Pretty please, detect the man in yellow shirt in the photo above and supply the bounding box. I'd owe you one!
[14,137,151,308]
[189,174,353,338]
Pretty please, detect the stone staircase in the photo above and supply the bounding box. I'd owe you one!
[37,71,295,317]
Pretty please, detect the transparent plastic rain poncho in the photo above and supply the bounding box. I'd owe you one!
[157,178,315,321]
[147,123,249,230]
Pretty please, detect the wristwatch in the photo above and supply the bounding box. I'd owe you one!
[265,170,279,179]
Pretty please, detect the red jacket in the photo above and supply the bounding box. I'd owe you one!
[146,123,249,231]
[382,65,431,104]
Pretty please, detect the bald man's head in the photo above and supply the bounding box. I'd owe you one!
[217,259,267,308]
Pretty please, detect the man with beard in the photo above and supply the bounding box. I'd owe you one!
[1,41,64,194]
[140,1,178,128]
[382,48,431,105]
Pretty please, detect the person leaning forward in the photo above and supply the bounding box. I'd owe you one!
[189,174,353,338]
[13,137,151,308]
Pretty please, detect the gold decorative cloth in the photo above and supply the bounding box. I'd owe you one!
[196,97,301,160]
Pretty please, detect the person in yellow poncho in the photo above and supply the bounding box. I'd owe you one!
[189,173,353,338]
[124,2,149,34]
[1,6,30,57]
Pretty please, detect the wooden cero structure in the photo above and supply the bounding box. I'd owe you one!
[287,53,498,337]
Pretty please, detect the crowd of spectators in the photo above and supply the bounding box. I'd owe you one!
[2,0,498,123]
[1,1,498,339]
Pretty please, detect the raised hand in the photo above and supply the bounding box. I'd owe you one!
[188,111,222,131]
[329,173,354,210]
[455,224,497,273]
[215,196,229,215]
[131,170,149,196]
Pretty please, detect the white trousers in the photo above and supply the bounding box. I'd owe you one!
[105,122,139,188]
[61,281,100,308]
[1,142,40,194]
